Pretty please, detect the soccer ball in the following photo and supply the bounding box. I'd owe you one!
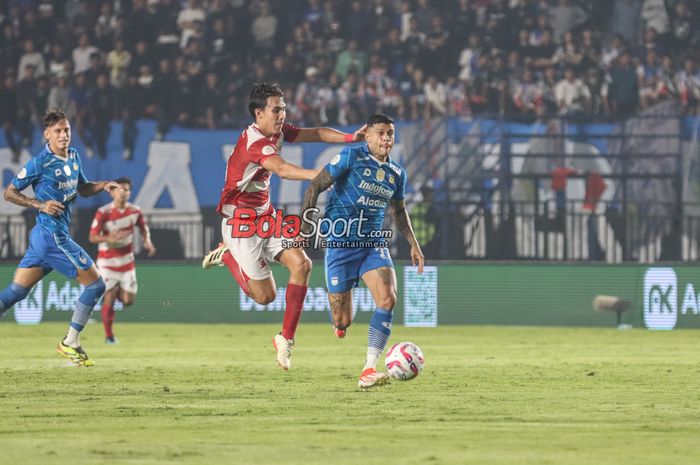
[385,342,424,381]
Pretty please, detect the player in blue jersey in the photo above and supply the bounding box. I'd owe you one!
[301,114,424,389]
[0,109,122,367]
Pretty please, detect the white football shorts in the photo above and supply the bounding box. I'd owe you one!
[220,217,286,280]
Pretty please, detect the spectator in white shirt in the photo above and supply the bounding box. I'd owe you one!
[72,33,99,75]
[555,67,591,115]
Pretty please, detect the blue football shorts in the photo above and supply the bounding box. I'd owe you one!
[325,245,394,294]
[18,225,94,279]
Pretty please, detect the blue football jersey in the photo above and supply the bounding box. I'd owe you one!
[323,145,406,242]
[11,145,88,235]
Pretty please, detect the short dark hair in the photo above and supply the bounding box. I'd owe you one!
[43,109,68,128]
[248,83,284,117]
[366,113,394,127]
[114,177,132,187]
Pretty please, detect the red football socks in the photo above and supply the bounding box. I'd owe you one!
[281,283,308,340]
[101,303,114,338]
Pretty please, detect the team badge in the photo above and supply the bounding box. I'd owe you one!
[79,256,88,264]
[331,154,341,165]
[73,163,78,171]
[388,175,395,184]
[331,277,339,286]
[55,169,62,176]
[363,168,371,177]
[376,169,385,182]
[63,165,72,176]
[18,168,27,179]
[262,145,276,156]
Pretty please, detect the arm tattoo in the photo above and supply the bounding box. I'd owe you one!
[4,185,41,210]
[301,171,335,235]
[392,200,419,247]
[302,170,335,212]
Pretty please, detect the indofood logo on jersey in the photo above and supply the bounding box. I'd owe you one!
[13,280,104,325]
[57,179,79,190]
[643,267,700,330]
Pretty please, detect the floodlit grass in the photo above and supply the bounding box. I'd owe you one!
[1,323,699,465]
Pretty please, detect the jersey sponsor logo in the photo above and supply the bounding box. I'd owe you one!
[358,180,393,198]
[63,165,72,176]
[58,179,79,190]
[262,145,276,156]
[356,195,387,208]
[18,168,27,179]
[331,154,341,165]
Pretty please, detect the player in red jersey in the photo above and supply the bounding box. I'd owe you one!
[89,177,156,344]
[202,82,366,370]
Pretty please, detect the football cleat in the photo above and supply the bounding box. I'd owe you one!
[105,336,119,345]
[57,339,95,367]
[202,242,228,269]
[333,326,346,338]
[272,333,294,370]
[358,368,389,389]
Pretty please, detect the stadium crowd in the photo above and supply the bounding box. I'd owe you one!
[1,0,700,160]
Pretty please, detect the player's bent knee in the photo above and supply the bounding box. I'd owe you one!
[293,255,312,277]
[252,291,276,305]
[377,294,397,310]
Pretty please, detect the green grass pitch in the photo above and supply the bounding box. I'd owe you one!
[1,322,699,465]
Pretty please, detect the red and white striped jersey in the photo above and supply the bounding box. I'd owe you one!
[90,202,146,272]
[217,122,300,217]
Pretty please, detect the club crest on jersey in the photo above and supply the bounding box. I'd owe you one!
[55,168,62,177]
[63,165,72,176]
[375,170,385,182]
[363,168,371,177]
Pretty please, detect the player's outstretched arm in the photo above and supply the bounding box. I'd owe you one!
[391,199,425,274]
[295,125,367,143]
[4,184,64,216]
[78,181,123,197]
[262,155,319,180]
[302,169,335,211]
